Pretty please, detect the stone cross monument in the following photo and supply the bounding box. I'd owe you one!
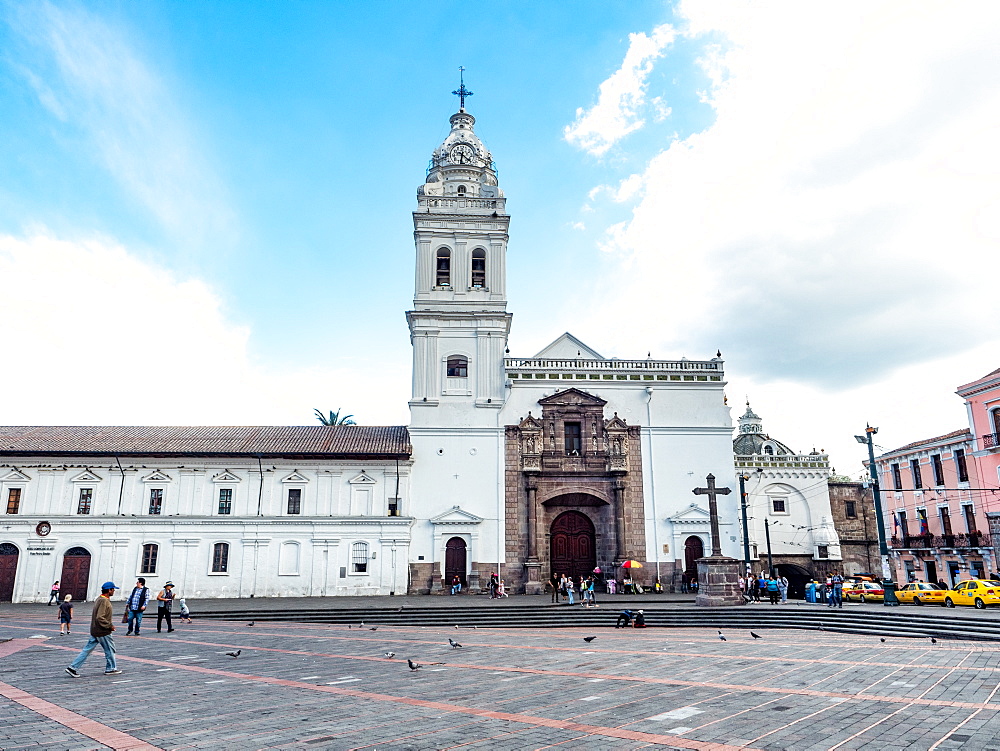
[692,474,744,607]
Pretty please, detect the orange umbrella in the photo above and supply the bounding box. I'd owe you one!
[620,560,643,569]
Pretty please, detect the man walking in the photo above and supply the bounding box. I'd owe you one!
[156,581,176,633]
[550,571,560,603]
[65,581,121,677]
[125,578,150,636]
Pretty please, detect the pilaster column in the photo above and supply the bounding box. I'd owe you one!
[526,478,538,562]
[613,477,627,561]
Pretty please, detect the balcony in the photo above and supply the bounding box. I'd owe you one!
[983,432,999,449]
[890,533,992,550]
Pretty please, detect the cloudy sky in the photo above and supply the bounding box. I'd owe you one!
[1,1,998,476]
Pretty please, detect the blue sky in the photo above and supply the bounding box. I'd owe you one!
[2,1,999,474]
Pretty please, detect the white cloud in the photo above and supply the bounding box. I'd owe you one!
[0,234,408,427]
[572,1,1000,469]
[5,2,232,244]
[564,24,676,156]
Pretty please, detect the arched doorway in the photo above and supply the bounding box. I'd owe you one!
[61,547,91,602]
[550,511,596,582]
[0,543,18,602]
[444,537,467,586]
[684,536,704,581]
[775,563,811,600]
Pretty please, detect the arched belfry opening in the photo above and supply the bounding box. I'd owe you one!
[504,388,646,594]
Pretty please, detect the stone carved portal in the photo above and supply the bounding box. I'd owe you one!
[550,511,596,582]
[504,388,646,594]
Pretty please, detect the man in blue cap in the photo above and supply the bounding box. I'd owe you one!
[65,581,121,677]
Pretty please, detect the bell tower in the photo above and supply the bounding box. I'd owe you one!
[406,82,512,427]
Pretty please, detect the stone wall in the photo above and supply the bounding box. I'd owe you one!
[828,481,879,575]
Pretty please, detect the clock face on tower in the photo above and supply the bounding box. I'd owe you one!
[449,144,475,164]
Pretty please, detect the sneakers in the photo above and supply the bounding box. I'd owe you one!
[125,631,133,636]
[104,669,123,675]
[65,667,80,678]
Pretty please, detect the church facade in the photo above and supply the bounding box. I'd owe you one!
[0,101,738,603]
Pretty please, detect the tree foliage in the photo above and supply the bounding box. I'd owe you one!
[314,408,357,426]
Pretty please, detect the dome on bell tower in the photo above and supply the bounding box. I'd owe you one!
[419,109,502,200]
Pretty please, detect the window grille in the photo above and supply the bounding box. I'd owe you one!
[141,544,158,574]
[77,488,93,515]
[218,488,232,515]
[212,542,229,573]
[771,498,786,513]
[149,488,163,515]
[5,488,20,515]
[287,488,301,515]
[351,541,369,573]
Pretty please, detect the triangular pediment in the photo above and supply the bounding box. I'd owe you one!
[667,503,711,523]
[430,505,484,525]
[212,470,241,483]
[538,388,607,407]
[141,470,172,483]
[532,332,605,360]
[70,469,102,483]
[605,413,628,430]
[348,472,376,485]
[518,413,542,430]
[2,469,31,482]
[281,471,309,484]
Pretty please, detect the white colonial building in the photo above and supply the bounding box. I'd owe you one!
[0,97,739,602]
[733,403,843,595]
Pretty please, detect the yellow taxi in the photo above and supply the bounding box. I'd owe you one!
[944,579,1000,609]
[843,581,884,603]
[895,582,947,606]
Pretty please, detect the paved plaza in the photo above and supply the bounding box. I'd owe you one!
[2,607,1000,750]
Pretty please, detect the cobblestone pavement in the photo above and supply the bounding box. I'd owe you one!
[2,611,1000,750]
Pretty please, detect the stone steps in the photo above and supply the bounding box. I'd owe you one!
[196,604,1000,641]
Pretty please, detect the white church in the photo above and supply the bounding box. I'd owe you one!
[0,97,747,603]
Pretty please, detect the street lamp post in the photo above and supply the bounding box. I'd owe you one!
[855,425,899,606]
[738,474,751,572]
[764,518,775,577]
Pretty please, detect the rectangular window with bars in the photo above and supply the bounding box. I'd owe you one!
[955,449,969,482]
[287,488,301,515]
[351,541,368,573]
[212,542,229,573]
[5,488,20,515]
[218,488,232,515]
[77,488,93,515]
[141,543,158,574]
[148,488,163,515]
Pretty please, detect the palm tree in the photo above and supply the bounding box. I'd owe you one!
[314,408,356,426]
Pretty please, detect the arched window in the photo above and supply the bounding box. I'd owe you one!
[212,542,229,573]
[471,248,486,288]
[763,445,774,455]
[351,541,369,573]
[140,543,158,574]
[447,356,468,378]
[457,185,467,196]
[436,248,451,287]
[992,408,1000,437]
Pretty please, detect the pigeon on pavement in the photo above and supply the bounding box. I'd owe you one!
[750,632,762,640]
[247,621,255,627]
[225,650,241,658]
[407,659,444,671]
[880,638,886,643]
[930,637,938,644]
[718,630,727,641]
[583,636,597,643]
[369,627,378,631]
[383,652,396,659]
[449,638,463,648]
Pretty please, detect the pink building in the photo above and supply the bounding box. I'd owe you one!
[875,429,987,586]
[957,368,1000,555]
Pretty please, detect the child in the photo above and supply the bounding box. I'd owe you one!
[58,594,73,635]
[178,597,193,624]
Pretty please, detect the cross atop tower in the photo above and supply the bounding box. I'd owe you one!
[452,66,473,110]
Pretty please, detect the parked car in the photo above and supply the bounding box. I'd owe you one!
[944,580,1000,609]
[896,582,946,606]
[843,581,885,603]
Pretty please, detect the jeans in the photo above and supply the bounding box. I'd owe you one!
[126,608,144,633]
[450,583,461,595]
[48,591,60,605]
[568,588,575,605]
[829,587,843,607]
[69,635,116,672]
[779,586,787,602]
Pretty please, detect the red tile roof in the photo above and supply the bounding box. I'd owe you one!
[0,425,410,459]
[880,428,971,457]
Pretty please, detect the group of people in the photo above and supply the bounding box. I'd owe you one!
[61,578,193,677]
[487,572,509,599]
[740,573,790,604]
[549,572,600,606]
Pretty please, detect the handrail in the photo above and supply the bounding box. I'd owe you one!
[505,358,721,372]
